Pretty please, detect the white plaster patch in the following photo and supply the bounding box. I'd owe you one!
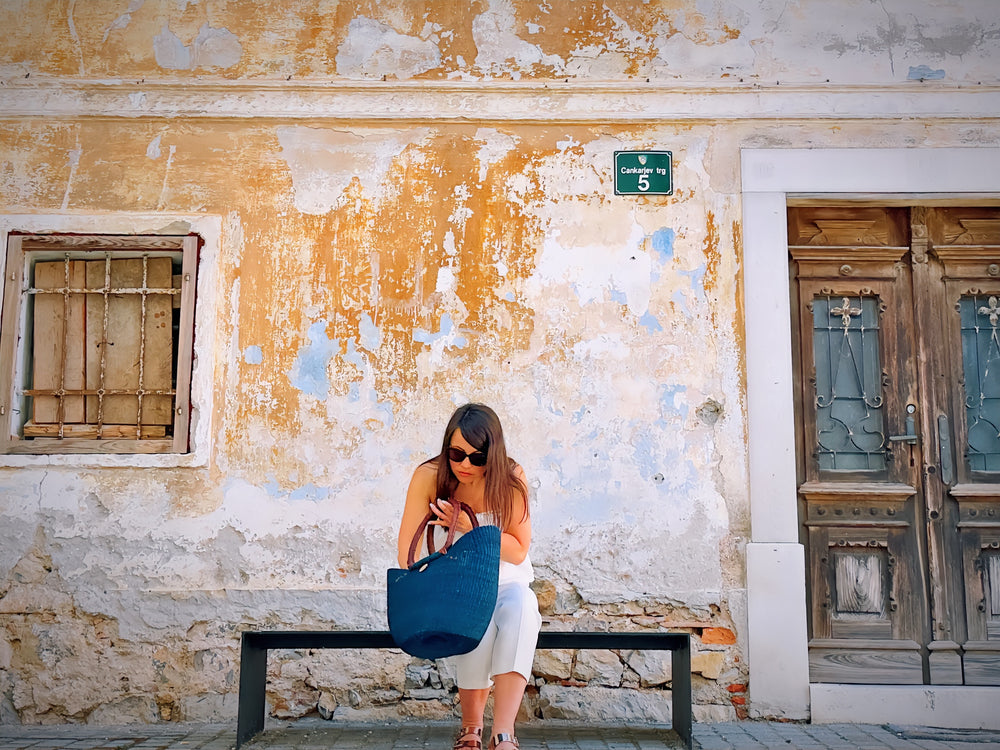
[412,314,469,382]
[449,183,473,229]
[146,134,162,159]
[102,0,144,43]
[443,229,458,258]
[474,128,519,183]
[0,62,32,82]
[650,11,755,80]
[436,266,457,294]
[472,0,564,78]
[336,16,442,80]
[530,220,652,316]
[276,126,431,215]
[153,23,242,71]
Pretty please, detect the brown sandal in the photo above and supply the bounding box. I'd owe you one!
[453,726,483,750]
[489,733,519,750]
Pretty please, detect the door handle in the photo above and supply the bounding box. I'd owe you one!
[938,414,954,485]
[889,409,919,445]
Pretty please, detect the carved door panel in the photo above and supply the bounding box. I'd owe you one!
[928,207,1000,685]
[791,205,1000,685]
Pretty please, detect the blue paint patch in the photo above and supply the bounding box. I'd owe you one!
[658,459,696,493]
[288,483,330,502]
[343,338,365,369]
[503,292,515,302]
[225,476,331,504]
[413,313,468,348]
[608,288,628,305]
[639,311,662,333]
[671,289,691,316]
[678,263,706,291]
[651,228,676,263]
[572,406,588,424]
[244,345,263,365]
[290,321,339,400]
[908,65,945,80]
[631,426,663,479]
[559,488,614,524]
[371,395,395,428]
[659,383,689,419]
[359,313,381,351]
[347,382,361,402]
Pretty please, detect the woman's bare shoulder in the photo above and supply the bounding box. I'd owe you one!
[411,459,439,484]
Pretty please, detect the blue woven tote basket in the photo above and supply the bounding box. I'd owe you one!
[387,517,500,660]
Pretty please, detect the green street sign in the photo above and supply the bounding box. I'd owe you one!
[614,151,672,195]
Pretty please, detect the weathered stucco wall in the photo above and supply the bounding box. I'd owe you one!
[1,0,999,727]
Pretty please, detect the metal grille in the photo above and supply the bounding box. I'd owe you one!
[812,294,888,472]
[960,294,1000,472]
[25,252,181,440]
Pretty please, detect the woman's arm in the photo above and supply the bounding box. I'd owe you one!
[500,464,531,565]
[396,462,438,568]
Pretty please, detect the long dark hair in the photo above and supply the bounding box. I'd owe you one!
[433,403,528,531]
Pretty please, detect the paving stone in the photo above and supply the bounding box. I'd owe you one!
[5,721,1000,750]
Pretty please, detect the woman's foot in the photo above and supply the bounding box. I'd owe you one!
[453,726,483,750]
[489,733,519,750]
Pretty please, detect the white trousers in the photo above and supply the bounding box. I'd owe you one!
[452,581,542,689]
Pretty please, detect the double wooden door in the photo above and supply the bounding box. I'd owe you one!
[791,205,1000,685]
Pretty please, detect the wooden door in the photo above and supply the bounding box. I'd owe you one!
[791,205,1000,685]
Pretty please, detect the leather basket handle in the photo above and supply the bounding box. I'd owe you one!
[406,499,479,568]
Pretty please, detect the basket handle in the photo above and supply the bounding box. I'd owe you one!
[406,499,479,568]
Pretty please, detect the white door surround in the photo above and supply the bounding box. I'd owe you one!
[741,147,1000,728]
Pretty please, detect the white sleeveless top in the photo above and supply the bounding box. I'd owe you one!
[424,512,534,586]
[480,512,535,586]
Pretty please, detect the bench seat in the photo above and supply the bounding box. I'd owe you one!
[236,629,692,749]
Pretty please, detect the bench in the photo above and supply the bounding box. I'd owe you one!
[236,630,692,749]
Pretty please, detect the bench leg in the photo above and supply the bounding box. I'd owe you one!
[236,639,268,749]
[671,645,692,750]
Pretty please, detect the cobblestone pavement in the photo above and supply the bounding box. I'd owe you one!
[3,720,1000,750]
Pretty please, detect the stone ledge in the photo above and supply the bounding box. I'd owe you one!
[2,79,999,122]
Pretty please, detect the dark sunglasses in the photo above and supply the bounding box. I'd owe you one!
[447,446,488,466]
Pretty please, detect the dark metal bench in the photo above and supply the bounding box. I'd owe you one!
[236,630,692,749]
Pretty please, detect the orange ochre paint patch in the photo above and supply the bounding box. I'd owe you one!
[701,626,737,644]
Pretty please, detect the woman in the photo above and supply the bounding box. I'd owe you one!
[397,403,540,750]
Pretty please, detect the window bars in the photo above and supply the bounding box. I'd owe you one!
[26,253,178,440]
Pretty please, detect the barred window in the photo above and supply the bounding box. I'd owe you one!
[0,234,198,454]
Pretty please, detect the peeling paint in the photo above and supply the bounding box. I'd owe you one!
[532,220,652,317]
[153,23,242,71]
[473,0,564,78]
[290,321,338,400]
[243,345,263,365]
[908,64,946,80]
[276,126,431,214]
[103,0,145,43]
[336,16,442,80]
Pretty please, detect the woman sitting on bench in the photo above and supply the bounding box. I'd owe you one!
[397,403,540,750]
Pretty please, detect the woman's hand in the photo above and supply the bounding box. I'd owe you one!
[429,499,473,534]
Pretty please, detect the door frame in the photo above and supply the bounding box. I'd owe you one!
[741,147,1000,727]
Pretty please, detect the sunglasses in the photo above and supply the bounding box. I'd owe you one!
[447,446,488,466]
